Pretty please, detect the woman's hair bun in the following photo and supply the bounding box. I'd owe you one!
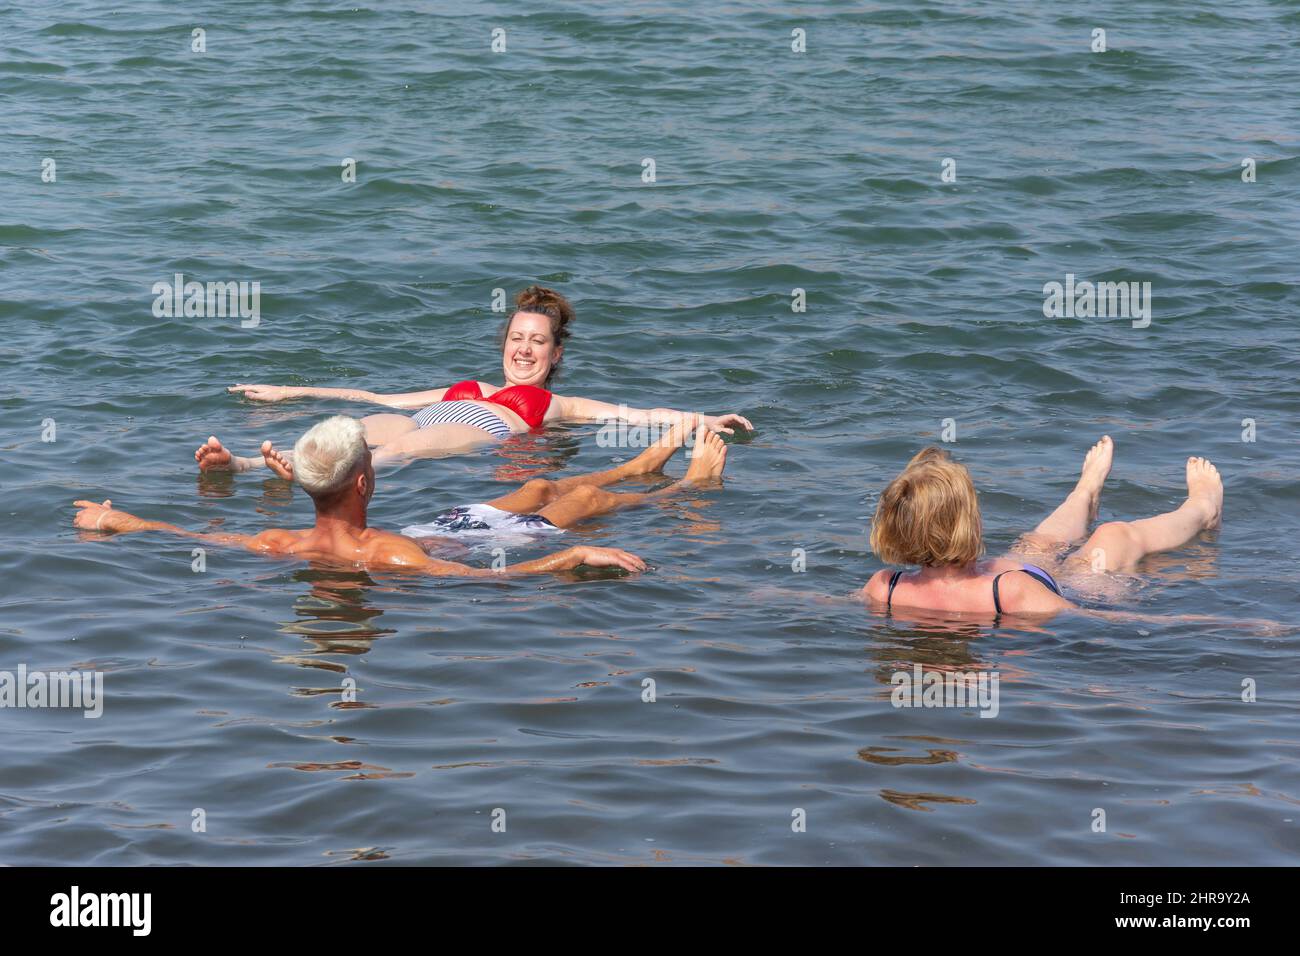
[514,285,574,342]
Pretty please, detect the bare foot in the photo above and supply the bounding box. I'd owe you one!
[627,415,698,475]
[195,436,234,472]
[682,427,727,484]
[1185,456,1223,529]
[1074,435,1114,523]
[260,440,294,480]
[195,436,265,474]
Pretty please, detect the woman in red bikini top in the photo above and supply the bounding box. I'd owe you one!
[224,286,753,465]
[438,378,553,429]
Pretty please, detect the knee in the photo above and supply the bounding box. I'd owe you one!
[1084,522,1139,571]
[522,478,555,503]
[564,483,605,505]
[557,484,615,511]
[1093,521,1138,545]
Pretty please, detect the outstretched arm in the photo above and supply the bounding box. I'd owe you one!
[384,538,647,578]
[227,383,451,410]
[73,499,277,551]
[76,500,647,577]
[379,535,647,580]
[500,545,647,576]
[1075,606,1287,634]
[551,395,753,435]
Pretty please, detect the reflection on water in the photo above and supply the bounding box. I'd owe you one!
[254,477,296,514]
[858,746,959,766]
[879,790,978,812]
[1131,540,1222,583]
[488,430,583,484]
[195,470,237,499]
[277,568,395,655]
[867,621,996,677]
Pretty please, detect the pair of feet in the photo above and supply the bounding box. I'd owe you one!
[196,436,291,478]
[194,418,730,486]
[1068,434,1223,535]
[617,419,728,485]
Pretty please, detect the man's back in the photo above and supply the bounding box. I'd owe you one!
[251,525,433,569]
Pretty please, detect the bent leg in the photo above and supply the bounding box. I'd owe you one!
[1012,436,1113,557]
[536,428,728,529]
[537,484,656,528]
[1071,456,1222,573]
[486,417,695,514]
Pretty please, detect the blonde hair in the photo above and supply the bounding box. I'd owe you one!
[870,447,984,566]
[292,416,368,499]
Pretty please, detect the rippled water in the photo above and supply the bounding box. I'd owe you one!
[3,1,1299,865]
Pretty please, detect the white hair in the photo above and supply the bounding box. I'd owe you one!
[292,416,369,498]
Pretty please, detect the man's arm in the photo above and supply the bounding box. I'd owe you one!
[76,500,647,576]
[499,545,646,576]
[381,534,646,577]
[73,499,279,551]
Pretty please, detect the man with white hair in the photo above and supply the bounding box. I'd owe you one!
[190,411,728,540]
[73,415,645,577]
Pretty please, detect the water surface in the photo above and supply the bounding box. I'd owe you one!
[2,0,1299,865]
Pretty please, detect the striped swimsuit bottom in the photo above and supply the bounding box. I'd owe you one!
[409,400,512,439]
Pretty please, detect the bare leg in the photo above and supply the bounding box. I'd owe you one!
[370,422,502,464]
[485,417,696,514]
[360,413,419,446]
[536,428,727,529]
[1072,457,1223,573]
[1012,435,1113,557]
[197,407,432,476]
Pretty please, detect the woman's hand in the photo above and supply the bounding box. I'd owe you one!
[700,413,753,435]
[228,383,298,402]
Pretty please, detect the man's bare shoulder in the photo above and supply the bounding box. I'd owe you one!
[360,528,443,569]
[248,528,307,552]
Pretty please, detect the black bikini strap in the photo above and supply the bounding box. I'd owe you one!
[886,570,903,609]
[993,568,1052,616]
[992,571,1010,616]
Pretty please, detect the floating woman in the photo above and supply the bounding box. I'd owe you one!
[863,437,1226,620]
[196,285,753,474]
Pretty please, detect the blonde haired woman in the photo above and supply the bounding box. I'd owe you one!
[863,437,1224,618]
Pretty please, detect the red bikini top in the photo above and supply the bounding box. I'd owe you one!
[442,380,553,429]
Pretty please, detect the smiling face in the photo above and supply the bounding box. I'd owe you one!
[501,311,562,387]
